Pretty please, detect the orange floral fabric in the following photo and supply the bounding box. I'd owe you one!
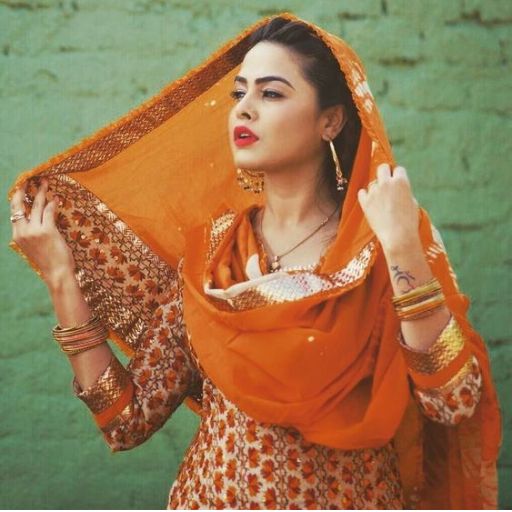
[8,11,501,509]
[71,276,481,509]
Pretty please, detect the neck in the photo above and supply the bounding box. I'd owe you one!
[262,161,337,228]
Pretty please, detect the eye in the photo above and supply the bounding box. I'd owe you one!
[263,90,283,99]
[229,89,283,101]
[229,90,245,101]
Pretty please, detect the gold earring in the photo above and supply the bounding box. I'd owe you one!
[328,139,348,191]
[236,168,264,194]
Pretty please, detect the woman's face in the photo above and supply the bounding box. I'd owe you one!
[228,42,330,176]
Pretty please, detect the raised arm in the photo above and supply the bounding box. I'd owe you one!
[10,179,201,451]
[358,164,483,425]
[71,275,200,451]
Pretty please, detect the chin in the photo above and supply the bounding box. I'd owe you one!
[233,156,265,171]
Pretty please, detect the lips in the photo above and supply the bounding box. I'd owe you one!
[234,125,259,147]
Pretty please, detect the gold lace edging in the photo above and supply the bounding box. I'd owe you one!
[400,316,466,375]
[72,355,130,414]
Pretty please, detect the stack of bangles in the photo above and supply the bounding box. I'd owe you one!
[52,314,108,355]
[392,277,445,321]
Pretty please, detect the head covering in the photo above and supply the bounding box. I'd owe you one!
[8,12,501,509]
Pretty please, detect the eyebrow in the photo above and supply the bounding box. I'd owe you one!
[234,75,295,89]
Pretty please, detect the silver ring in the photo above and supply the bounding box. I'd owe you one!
[10,211,26,223]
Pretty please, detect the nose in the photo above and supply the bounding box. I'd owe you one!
[234,92,258,121]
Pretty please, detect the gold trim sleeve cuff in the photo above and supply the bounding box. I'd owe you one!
[72,354,131,414]
[399,316,466,375]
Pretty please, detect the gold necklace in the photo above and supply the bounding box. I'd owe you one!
[258,205,339,272]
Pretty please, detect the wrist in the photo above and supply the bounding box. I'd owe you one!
[381,231,423,258]
[45,266,77,293]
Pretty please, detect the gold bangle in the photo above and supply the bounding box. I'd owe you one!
[52,313,108,354]
[397,302,446,321]
[59,333,108,350]
[63,340,107,356]
[392,278,442,307]
[53,314,100,333]
[394,289,442,309]
[52,315,106,339]
[55,324,107,343]
[395,293,446,319]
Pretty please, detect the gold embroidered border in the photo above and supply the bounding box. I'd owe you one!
[206,241,376,311]
[73,356,130,414]
[400,316,466,375]
[32,40,250,180]
[206,210,236,263]
[101,402,134,433]
[416,355,475,396]
[36,174,180,352]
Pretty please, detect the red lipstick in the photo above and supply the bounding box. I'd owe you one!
[234,125,259,147]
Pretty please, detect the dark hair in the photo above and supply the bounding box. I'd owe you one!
[247,17,361,203]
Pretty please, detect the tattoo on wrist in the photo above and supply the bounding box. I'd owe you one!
[391,265,416,293]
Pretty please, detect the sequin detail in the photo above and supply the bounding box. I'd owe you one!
[101,403,135,433]
[399,316,466,374]
[72,355,130,414]
[206,242,376,311]
[206,210,237,263]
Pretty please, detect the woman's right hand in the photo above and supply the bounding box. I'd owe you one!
[10,178,76,287]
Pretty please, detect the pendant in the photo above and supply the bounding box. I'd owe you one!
[270,256,281,272]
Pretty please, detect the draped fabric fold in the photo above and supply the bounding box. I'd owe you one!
[8,11,501,509]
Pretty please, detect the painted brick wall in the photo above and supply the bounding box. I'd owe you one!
[1,0,510,508]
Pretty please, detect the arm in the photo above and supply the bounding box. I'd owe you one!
[379,222,483,425]
[381,237,451,351]
[10,180,199,451]
[71,261,201,452]
[399,317,483,425]
[48,267,114,391]
[358,164,482,424]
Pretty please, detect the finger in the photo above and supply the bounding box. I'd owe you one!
[357,188,368,209]
[10,180,27,214]
[376,163,391,182]
[393,165,409,183]
[29,179,49,225]
[42,199,57,228]
[367,179,378,191]
[10,183,29,236]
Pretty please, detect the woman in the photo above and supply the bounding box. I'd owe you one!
[8,12,501,510]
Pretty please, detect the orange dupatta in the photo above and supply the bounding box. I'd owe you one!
[8,12,501,509]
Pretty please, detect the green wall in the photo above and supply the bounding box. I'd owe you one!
[1,0,510,508]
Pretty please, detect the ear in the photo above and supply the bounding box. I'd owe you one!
[321,104,347,141]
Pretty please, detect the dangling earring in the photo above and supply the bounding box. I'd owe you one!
[328,139,348,191]
[236,168,264,194]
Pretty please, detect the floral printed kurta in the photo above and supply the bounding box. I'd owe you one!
[72,269,483,509]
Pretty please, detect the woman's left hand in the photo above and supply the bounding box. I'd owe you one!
[357,163,420,252]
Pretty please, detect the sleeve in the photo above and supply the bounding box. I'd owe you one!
[400,315,483,426]
[71,260,202,452]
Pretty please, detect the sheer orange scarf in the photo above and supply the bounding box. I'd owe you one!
[8,11,501,509]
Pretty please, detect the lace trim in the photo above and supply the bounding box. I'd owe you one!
[72,355,130,414]
[399,316,466,374]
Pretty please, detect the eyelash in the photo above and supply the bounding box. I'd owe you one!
[229,89,283,101]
